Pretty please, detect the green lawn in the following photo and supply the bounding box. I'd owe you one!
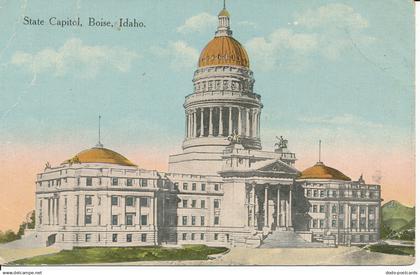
[365,244,415,257]
[11,245,229,265]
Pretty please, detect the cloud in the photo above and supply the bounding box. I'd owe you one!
[298,114,383,128]
[295,3,369,30]
[246,3,375,71]
[151,40,199,71]
[10,38,140,78]
[177,12,217,34]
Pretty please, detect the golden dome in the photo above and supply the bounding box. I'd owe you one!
[198,36,250,68]
[219,8,230,17]
[299,162,351,181]
[63,147,136,167]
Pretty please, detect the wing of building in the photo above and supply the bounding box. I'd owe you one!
[33,6,381,249]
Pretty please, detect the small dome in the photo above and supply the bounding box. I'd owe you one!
[63,147,136,167]
[218,8,230,17]
[198,36,249,68]
[299,162,351,181]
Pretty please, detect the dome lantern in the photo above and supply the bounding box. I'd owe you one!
[215,1,232,37]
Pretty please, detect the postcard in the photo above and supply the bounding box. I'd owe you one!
[0,0,415,271]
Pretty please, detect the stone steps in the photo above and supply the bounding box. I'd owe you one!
[259,230,328,248]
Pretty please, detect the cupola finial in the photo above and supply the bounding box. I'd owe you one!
[96,115,104,148]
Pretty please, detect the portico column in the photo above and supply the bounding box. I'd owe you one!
[218,107,223,136]
[257,111,261,138]
[277,186,280,227]
[287,185,292,227]
[228,107,232,135]
[56,198,59,225]
[193,109,197,137]
[238,107,242,135]
[200,108,204,137]
[185,112,188,138]
[209,107,213,136]
[251,184,256,228]
[246,108,250,137]
[264,185,269,227]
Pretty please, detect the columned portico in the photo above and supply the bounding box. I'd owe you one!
[246,182,294,232]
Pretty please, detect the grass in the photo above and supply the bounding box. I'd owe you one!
[365,244,415,257]
[11,245,229,265]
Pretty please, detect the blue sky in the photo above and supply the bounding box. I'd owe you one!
[0,0,414,166]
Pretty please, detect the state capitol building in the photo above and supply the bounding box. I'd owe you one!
[33,6,381,248]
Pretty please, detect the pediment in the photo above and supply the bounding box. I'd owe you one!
[256,160,299,175]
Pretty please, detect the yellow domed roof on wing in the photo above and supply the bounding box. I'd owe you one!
[299,162,351,181]
[198,36,249,68]
[63,147,136,167]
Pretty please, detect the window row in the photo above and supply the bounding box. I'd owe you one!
[180,232,227,241]
[84,213,149,226]
[83,195,150,207]
[180,215,219,226]
[179,199,220,209]
[306,188,379,199]
[176,182,220,192]
[310,204,377,214]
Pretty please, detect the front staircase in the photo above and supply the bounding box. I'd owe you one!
[259,230,328,248]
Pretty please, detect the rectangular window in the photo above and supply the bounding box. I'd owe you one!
[126,234,132,242]
[320,190,325,197]
[85,233,91,242]
[111,196,118,206]
[140,197,149,207]
[332,220,337,228]
[351,220,357,228]
[201,183,206,191]
[201,216,205,226]
[85,215,92,224]
[361,190,366,198]
[112,233,118,242]
[314,190,318,197]
[182,233,187,240]
[332,205,337,213]
[312,219,318,228]
[214,199,220,209]
[339,205,344,214]
[126,196,134,206]
[182,216,188,226]
[98,196,101,206]
[182,199,188,208]
[127,178,133,186]
[112,178,118,186]
[306,189,312,197]
[319,205,325,213]
[368,206,375,214]
[126,214,133,225]
[201,200,206,209]
[85,196,92,206]
[183,183,188,190]
[191,200,196,208]
[86,177,92,186]
[200,233,205,240]
[320,220,324,228]
[352,191,358,198]
[112,215,118,225]
[192,183,196,191]
[141,233,147,242]
[191,216,196,225]
[141,179,148,187]
[141,215,148,225]
[98,214,101,225]
[214,216,219,225]
[191,233,195,240]
[214,184,219,191]
[214,233,219,240]
[333,191,337,197]
[351,206,357,214]
[313,205,318,213]
[360,207,366,214]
